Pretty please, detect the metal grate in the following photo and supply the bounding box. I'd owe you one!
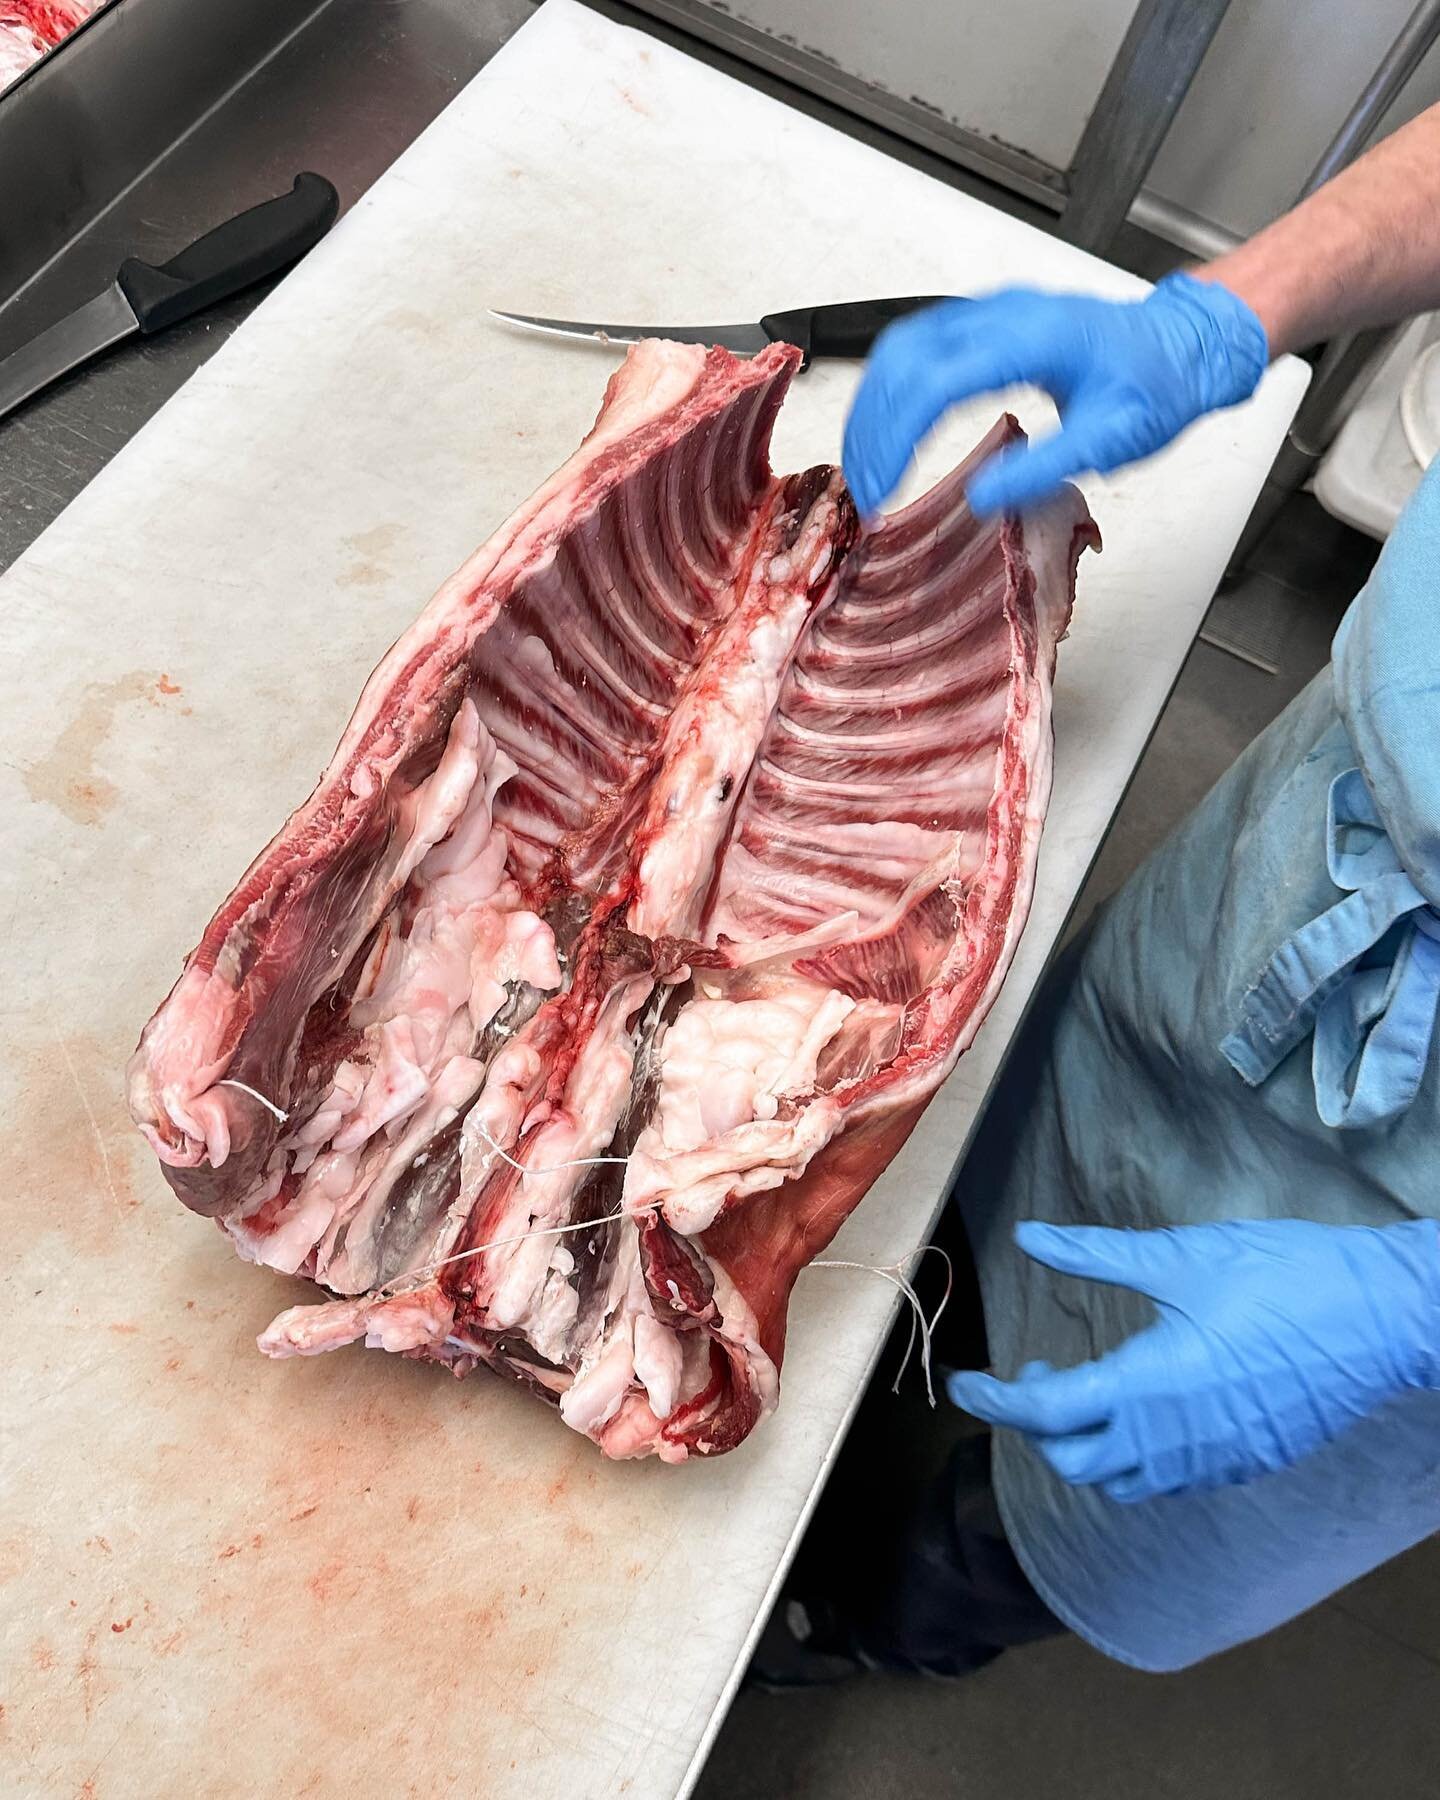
[1198,578,1295,674]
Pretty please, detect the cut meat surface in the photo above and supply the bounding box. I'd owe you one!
[128,339,1098,1461]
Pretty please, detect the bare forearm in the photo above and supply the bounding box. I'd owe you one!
[1195,102,1440,358]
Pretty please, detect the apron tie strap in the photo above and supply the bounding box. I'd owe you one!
[1221,768,1440,1128]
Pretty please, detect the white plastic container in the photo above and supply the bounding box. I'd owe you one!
[1314,314,1440,540]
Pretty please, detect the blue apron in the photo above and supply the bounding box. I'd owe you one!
[960,465,1440,1672]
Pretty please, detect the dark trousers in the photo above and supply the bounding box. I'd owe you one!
[844,1429,1064,1674]
[791,1196,1066,1676]
[796,939,1108,1674]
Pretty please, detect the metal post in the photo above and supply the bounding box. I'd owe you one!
[1224,0,1440,582]
[1224,326,1406,575]
[1299,0,1440,197]
[1059,0,1235,257]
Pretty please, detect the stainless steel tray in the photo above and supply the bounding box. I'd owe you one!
[0,0,333,347]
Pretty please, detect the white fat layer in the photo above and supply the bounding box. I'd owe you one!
[257,1284,455,1359]
[632,1313,683,1421]
[656,988,854,1144]
[623,984,852,1234]
[527,1247,579,1364]
[235,698,562,1286]
[482,981,645,1334]
[558,1226,646,1437]
[630,611,805,938]
[458,1038,546,1187]
[630,1103,843,1237]
[559,1330,638,1438]
[306,1053,490,1290]
[593,1327,721,1461]
[129,964,247,1169]
[557,1221,688,1437]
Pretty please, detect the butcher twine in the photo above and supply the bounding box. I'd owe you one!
[213,1089,952,1403]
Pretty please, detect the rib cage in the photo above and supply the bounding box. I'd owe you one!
[128,341,1098,1461]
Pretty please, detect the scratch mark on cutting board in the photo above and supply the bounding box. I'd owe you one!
[22,671,181,825]
[75,1624,104,1721]
[56,1037,120,1213]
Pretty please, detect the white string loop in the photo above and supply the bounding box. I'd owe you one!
[808,1246,953,1406]
[218,1078,290,1123]
[212,1085,955,1409]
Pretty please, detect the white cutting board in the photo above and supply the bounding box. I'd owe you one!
[0,4,1307,1794]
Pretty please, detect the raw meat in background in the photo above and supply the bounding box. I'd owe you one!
[0,0,103,93]
[128,338,1098,1461]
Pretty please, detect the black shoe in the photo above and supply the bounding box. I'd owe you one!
[745,1597,877,1691]
[746,1593,1006,1691]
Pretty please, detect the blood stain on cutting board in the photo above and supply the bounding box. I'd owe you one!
[22,670,186,825]
[338,521,404,589]
[0,1535,30,1586]
[177,1429,571,1784]
[7,1344,624,1788]
[8,1050,630,1791]
[379,305,444,340]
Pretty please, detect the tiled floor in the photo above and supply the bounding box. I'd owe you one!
[705,1596,1440,1800]
[697,496,1440,1799]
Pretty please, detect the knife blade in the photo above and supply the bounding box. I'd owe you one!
[0,172,339,423]
[490,294,958,368]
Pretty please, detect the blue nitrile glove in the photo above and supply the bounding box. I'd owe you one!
[842,272,1268,518]
[948,1218,1440,1503]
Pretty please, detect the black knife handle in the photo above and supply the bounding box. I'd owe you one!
[760,295,958,364]
[116,173,340,336]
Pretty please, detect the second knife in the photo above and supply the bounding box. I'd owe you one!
[490,294,961,367]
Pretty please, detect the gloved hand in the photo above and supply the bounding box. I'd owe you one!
[948,1218,1440,1503]
[842,272,1268,518]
